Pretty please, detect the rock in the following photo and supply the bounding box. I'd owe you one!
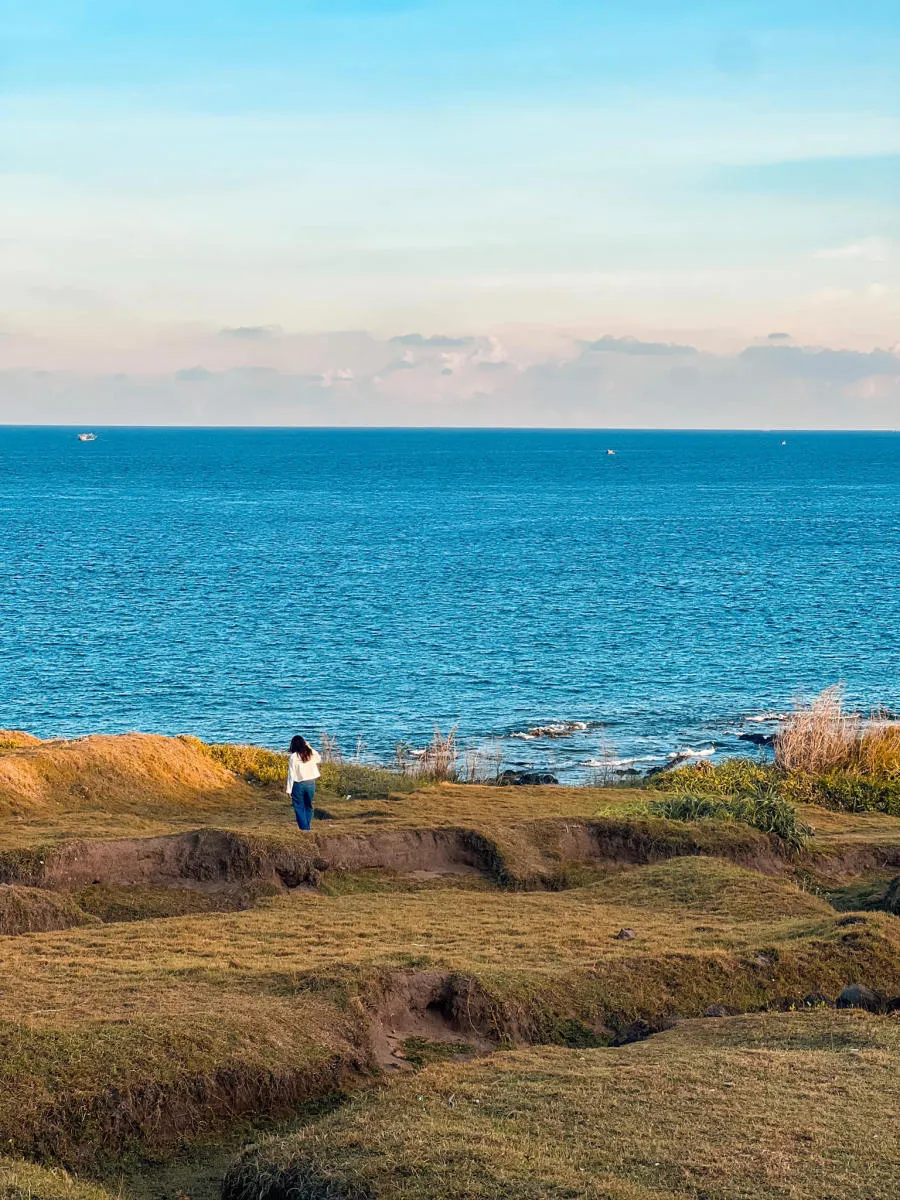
[883,875,900,916]
[496,770,559,786]
[704,1005,727,1018]
[613,928,636,940]
[737,732,775,746]
[802,991,830,1008]
[885,996,900,1013]
[612,1019,652,1046]
[836,984,882,1012]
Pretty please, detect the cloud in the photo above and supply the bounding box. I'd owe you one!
[174,366,213,382]
[4,332,900,429]
[767,332,791,341]
[585,335,698,357]
[391,333,476,348]
[739,344,900,382]
[218,325,283,339]
[814,238,892,263]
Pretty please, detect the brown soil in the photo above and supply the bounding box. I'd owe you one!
[2,817,897,908]
[364,971,494,1070]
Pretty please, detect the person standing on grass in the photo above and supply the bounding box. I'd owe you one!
[286,735,321,831]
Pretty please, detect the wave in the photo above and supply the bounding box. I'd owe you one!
[580,755,663,768]
[745,712,789,724]
[668,746,716,759]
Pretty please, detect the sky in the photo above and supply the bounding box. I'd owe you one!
[1,1,899,426]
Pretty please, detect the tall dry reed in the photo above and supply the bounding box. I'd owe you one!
[775,686,900,776]
[394,725,459,781]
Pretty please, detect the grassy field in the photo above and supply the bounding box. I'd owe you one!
[225,1009,900,1200]
[0,731,898,1198]
[1,856,898,1169]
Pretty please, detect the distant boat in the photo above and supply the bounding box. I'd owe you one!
[77,433,97,442]
[780,440,787,446]
[606,449,616,456]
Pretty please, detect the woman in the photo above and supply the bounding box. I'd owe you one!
[285,734,321,831]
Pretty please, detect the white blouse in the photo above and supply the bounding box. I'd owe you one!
[286,749,321,791]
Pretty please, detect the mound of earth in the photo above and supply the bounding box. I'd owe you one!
[0,733,257,823]
[0,731,42,751]
[224,1009,900,1200]
[0,885,97,935]
[585,856,833,921]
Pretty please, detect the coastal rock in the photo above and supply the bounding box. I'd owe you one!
[613,928,636,941]
[703,1005,727,1018]
[737,731,775,747]
[496,770,559,787]
[836,984,882,1012]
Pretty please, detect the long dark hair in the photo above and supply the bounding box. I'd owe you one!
[289,734,314,762]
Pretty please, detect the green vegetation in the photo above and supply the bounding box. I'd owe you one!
[657,758,900,817]
[648,791,813,852]
[224,1010,900,1200]
[655,690,900,816]
[186,736,422,798]
[400,1037,475,1068]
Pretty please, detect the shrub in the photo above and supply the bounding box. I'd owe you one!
[781,770,900,817]
[319,761,418,798]
[653,758,776,796]
[649,792,813,853]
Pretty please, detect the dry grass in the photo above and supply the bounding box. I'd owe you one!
[1,734,899,872]
[776,686,900,776]
[0,1156,114,1200]
[0,887,97,936]
[394,726,460,781]
[225,1009,900,1200]
[0,731,42,752]
[0,729,256,835]
[1,857,898,1166]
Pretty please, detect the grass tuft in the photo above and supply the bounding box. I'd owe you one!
[649,792,813,853]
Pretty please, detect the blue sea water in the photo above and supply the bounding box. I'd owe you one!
[0,427,898,780]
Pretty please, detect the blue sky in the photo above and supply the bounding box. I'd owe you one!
[1,2,898,423]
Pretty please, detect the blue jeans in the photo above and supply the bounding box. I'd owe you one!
[291,780,316,831]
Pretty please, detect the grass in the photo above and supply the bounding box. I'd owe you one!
[189,738,422,799]
[0,1156,115,1200]
[654,689,900,816]
[2,735,898,891]
[648,792,813,852]
[0,886,98,936]
[0,857,898,1167]
[775,686,900,775]
[0,730,897,1195]
[224,1009,900,1200]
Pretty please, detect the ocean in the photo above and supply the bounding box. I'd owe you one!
[1,427,898,781]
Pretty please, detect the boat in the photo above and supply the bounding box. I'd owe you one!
[77,433,97,442]
[606,449,616,456]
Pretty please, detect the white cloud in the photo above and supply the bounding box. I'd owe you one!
[815,238,894,262]
[2,332,899,429]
